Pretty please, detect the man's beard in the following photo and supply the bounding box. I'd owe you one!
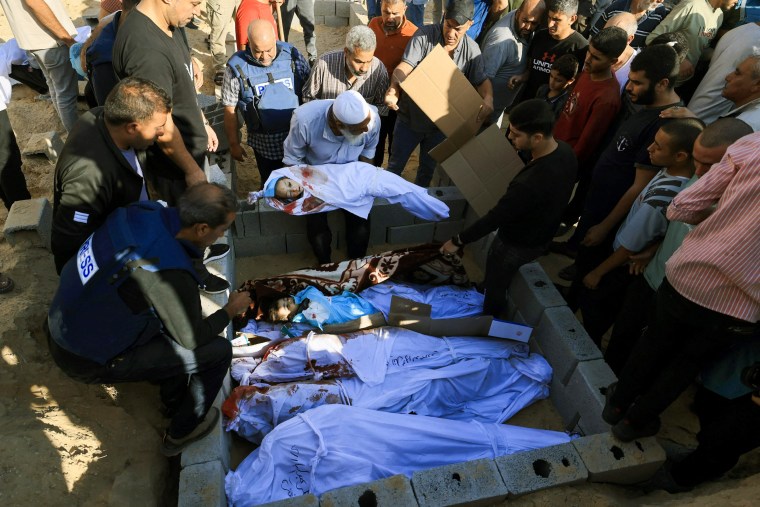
[340,129,366,143]
[629,84,657,105]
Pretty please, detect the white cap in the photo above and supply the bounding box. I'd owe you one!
[332,90,370,125]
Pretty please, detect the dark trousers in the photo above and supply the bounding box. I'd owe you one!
[671,387,760,487]
[281,0,316,60]
[373,110,397,167]
[48,330,232,438]
[578,264,635,347]
[252,149,282,187]
[483,235,545,317]
[609,278,756,427]
[604,276,656,375]
[0,109,30,210]
[565,233,616,311]
[306,210,370,264]
[560,163,593,228]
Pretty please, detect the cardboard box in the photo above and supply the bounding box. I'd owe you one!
[386,296,532,342]
[399,45,524,217]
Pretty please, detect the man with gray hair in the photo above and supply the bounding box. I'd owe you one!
[604,12,640,94]
[589,0,668,50]
[302,25,390,115]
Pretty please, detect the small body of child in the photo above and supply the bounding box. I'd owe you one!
[535,54,578,118]
[578,118,705,344]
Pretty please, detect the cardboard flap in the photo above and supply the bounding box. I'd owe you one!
[440,124,524,217]
[400,45,482,142]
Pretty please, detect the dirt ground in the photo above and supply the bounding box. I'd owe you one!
[0,2,758,506]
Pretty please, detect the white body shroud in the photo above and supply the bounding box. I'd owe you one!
[249,163,450,220]
[225,404,574,506]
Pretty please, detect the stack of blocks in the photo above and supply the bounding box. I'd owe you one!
[200,94,230,152]
[313,0,369,27]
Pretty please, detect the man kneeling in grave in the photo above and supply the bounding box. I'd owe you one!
[46,183,252,456]
[441,99,577,317]
[248,162,450,221]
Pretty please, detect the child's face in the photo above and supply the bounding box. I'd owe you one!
[275,178,303,200]
[647,129,680,167]
[270,297,297,321]
[549,69,572,92]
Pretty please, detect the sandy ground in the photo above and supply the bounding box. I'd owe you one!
[0,2,758,506]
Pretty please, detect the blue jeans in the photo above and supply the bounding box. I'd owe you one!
[387,118,444,187]
[367,0,381,18]
[406,3,425,26]
[31,45,79,132]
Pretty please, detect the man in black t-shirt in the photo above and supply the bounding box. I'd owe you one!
[113,0,218,205]
[515,0,588,101]
[440,99,577,317]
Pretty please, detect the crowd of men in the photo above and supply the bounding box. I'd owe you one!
[0,0,758,492]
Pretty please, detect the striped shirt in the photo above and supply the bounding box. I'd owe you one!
[590,0,669,50]
[665,132,760,323]
[302,50,390,115]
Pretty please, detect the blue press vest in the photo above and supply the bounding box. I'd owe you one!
[48,202,201,364]
[227,42,299,134]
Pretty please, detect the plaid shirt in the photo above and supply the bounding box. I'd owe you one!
[302,50,389,115]
[221,45,311,160]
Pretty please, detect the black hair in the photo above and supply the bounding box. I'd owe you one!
[546,0,578,16]
[552,54,579,79]
[104,76,171,125]
[630,45,679,90]
[699,118,754,148]
[590,26,628,59]
[648,32,689,65]
[509,99,556,136]
[659,118,705,158]
[178,183,239,228]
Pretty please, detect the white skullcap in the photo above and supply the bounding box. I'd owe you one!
[332,90,370,125]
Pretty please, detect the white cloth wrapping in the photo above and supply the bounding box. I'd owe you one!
[248,163,450,220]
[225,404,574,506]
[226,354,552,444]
[358,281,485,319]
[231,326,530,386]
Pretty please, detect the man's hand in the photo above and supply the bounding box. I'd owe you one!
[205,124,219,152]
[230,142,247,162]
[384,88,399,111]
[628,243,659,275]
[508,71,529,90]
[582,224,609,247]
[185,168,207,187]
[476,99,494,124]
[659,105,696,119]
[440,239,460,256]
[583,270,602,290]
[225,289,253,319]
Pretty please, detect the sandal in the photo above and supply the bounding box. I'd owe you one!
[0,273,15,294]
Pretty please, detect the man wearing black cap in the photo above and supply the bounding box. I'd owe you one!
[384,0,494,187]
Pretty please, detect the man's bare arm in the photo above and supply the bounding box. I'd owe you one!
[23,0,76,46]
[157,113,207,187]
[384,61,414,111]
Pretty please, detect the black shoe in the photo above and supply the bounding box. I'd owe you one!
[549,240,578,259]
[201,274,230,294]
[612,416,661,442]
[554,222,575,237]
[601,382,625,425]
[204,243,230,264]
[640,460,694,494]
[161,407,219,457]
[558,263,577,282]
[186,16,201,29]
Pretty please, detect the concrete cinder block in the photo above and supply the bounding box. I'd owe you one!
[370,200,416,228]
[315,15,326,24]
[531,306,602,388]
[259,201,308,235]
[433,220,465,242]
[22,131,64,163]
[286,233,311,254]
[178,460,225,507]
[508,262,567,326]
[412,458,508,507]
[564,359,618,436]
[572,433,666,484]
[241,209,261,237]
[257,495,320,507]
[321,474,417,507]
[198,93,219,110]
[387,222,434,244]
[3,198,52,250]
[324,15,348,27]
[82,6,99,22]
[348,1,368,26]
[427,186,467,220]
[495,442,588,496]
[205,164,227,185]
[314,0,335,16]
[180,410,231,471]
[335,0,351,17]
[369,226,387,245]
[234,234,287,256]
